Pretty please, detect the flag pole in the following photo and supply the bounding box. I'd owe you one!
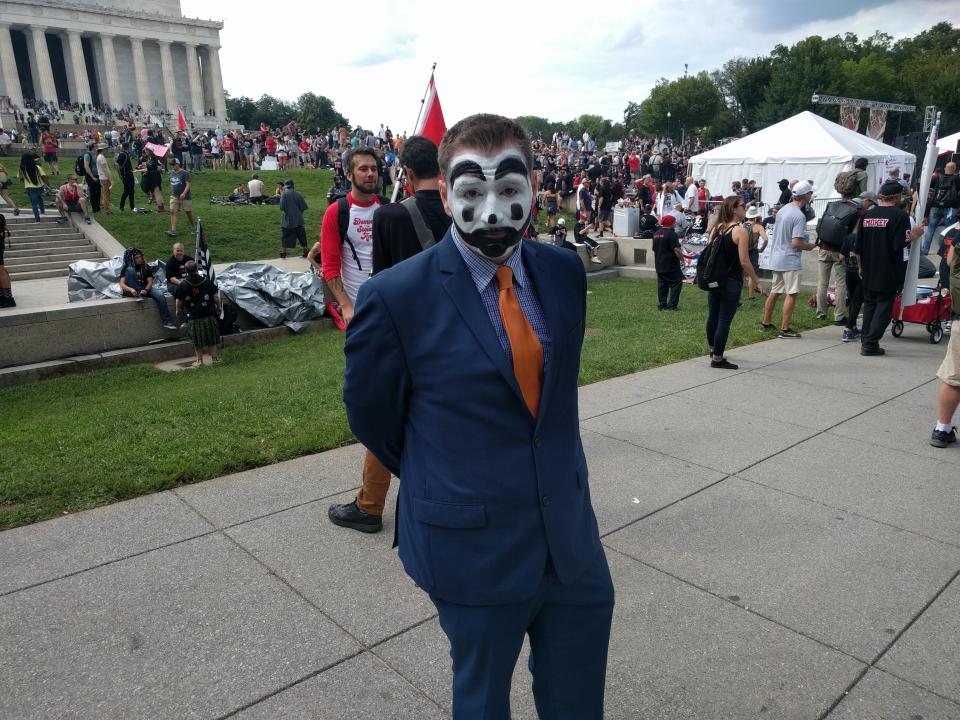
[392,63,437,203]
[900,111,941,315]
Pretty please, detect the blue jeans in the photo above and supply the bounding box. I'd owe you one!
[25,187,44,221]
[922,206,956,254]
[706,277,743,359]
[124,267,172,323]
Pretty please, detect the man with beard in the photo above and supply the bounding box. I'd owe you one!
[344,114,613,719]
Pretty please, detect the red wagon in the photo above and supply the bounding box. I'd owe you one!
[891,287,952,344]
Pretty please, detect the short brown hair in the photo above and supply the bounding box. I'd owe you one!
[344,146,378,174]
[438,114,532,177]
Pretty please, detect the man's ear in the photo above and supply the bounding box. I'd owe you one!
[438,177,453,218]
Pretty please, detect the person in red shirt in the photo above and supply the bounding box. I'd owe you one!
[40,131,60,175]
[55,174,91,224]
[264,134,277,157]
[221,133,236,170]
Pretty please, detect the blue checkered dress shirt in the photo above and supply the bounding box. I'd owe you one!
[451,227,552,368]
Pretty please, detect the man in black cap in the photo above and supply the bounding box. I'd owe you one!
[279,178,308,258]
[854,180,924,356]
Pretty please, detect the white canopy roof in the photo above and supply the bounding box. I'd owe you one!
[689,111,916,205]
[938,131,960,153]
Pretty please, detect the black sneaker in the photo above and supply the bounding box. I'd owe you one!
[760,323,776,332]
[930,426,958,448]
[778,328,801,339]
[328,500,383,533]
[860,346,886,356]
[710,358,739,369]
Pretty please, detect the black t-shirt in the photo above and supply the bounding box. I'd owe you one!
[174,276,219,319]
[165,254,195,284]
[127,262,154,287]
[598,185,613,210]
[371,190,451,274]
[652,228,681,273]
[854,205,911,294]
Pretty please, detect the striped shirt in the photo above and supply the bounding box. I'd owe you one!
[451,227,552,368]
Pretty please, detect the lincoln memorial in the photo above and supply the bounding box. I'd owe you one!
[0,0,226,121]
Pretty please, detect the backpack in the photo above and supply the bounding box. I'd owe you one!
[816,200,859,249]
[75,154,86,177]
[0,214,8,249]
[833,170,859,197]
[935,175,959,209]
[695,228,729,291]
[401,196,439,251]
[335,194,390,272]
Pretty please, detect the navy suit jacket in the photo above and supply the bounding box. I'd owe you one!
[343,232,603,605]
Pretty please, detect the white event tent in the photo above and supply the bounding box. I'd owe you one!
[937,131,960,154]
[688,111,916,205]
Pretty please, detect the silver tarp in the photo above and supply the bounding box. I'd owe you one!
[215,262,326,332]
[68,257,167,301]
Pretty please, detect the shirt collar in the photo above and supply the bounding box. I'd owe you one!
[451,225,527,293]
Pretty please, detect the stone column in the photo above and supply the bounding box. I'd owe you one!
[129,37,151,110]
[30,26,58,103]
[66,30,93,106]
[204,45,227,120]
[0,23,23,106]
[184,43,204,118]
[157,41,178,114]
[98,34,122,109]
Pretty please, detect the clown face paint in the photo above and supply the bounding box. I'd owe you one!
[445,148,533,258]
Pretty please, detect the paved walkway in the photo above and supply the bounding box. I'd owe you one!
[2,325,959,719]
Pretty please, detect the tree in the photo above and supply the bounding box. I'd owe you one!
[711,56,773,132]
[635,72,725,140]
[515,115,558,140]
[295,93,348,131]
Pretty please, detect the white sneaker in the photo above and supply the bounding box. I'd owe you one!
[163,322,177,330]
[591,256,603,264]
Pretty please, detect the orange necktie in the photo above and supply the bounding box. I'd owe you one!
[496,265,543,417]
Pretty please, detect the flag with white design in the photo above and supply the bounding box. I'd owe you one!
[195,219,214,285]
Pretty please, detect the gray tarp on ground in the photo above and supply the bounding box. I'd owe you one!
[215,262,326,332]
[68,257,167,301]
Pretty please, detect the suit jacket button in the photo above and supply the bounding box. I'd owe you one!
[534,437,542,448]
[541,495,551,506]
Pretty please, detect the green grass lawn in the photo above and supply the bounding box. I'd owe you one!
[0,277,829,530]
[5,164,568,260]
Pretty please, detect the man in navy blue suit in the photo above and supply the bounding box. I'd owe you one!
[344,114,614,719]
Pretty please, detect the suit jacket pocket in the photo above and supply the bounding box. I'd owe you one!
[413,497,487,529]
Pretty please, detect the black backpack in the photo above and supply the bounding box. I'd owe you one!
[695,228,729,291]
[816,200,859,249]
[935,175,959,209]
[75,153,86,177]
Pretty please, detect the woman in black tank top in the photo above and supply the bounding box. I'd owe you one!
[706,196,767,369]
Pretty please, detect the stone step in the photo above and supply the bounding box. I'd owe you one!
[7,267,71,281]
[5,224,83,236]
[5,253,106,271]
[6,243,98,258]
[1,215,63,226]
[6,236,88,249]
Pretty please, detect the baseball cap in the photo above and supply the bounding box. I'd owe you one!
[557,217,565,226]
[792,180,815,197]
[879,180,902,197]
[858,191,877,203]
[745,206,761,219]
[284,179,294,188]
[171,157,181,165]
[660,214,676,227]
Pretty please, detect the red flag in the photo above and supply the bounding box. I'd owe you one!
[415,75,446,146]
[177,107,188,131]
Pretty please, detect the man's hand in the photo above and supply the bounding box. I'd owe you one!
[139,289,147,297]
[342,303,355,326]
[909,224,924,241]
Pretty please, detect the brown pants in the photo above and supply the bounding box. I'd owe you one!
[356,449,391,516]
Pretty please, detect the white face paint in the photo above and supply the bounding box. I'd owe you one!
[446,148,533,258]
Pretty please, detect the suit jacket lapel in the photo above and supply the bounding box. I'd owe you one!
[523,240,568,427]
[438,236,526,408]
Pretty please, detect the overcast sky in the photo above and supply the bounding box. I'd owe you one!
[182,0,954,134]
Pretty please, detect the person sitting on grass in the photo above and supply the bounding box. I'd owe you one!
[55,174,92,225]
[229,183,247,202]
[174,260,221,367]
[118,247,177,330]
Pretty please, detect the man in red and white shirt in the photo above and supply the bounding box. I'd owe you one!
[321,146,387,533]
[320,147,383,326]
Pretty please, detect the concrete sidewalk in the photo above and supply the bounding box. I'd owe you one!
[2,325,959,719]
